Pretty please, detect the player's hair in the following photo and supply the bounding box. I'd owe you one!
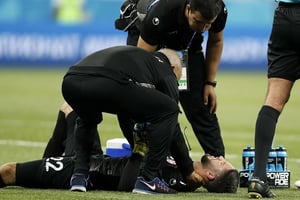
[203,169,239,193]
[189,0,223,20]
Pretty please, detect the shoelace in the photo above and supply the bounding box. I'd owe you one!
[70,173,90,187]
[157,179,171,191]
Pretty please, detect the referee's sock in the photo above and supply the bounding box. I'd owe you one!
[253,105,280,181]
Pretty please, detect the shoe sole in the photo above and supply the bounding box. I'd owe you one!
[132,188,155,194]
[70,185,87,192]
[248,192,262,199]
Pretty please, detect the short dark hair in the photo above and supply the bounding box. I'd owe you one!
[189,0,223,20]
[203,169,239,193]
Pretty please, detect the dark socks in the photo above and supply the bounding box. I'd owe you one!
[64,111,103,156]
[117,154,143,191]
[253,105,280,181]
[42,110,67,158]
[64,111,78,156]
[0,175,5,187]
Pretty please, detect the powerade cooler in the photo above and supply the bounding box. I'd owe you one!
[239,145,290,188]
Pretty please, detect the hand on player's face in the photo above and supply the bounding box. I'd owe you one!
[206,155,234,171]
[201,154,234,171]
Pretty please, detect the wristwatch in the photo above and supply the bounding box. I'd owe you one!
[204,80,217,87]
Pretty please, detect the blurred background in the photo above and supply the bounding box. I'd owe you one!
[0,0,277,69]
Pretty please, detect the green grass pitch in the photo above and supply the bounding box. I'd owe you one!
[0,68,300,199]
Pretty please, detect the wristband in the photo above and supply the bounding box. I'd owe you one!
[204,80,217,87]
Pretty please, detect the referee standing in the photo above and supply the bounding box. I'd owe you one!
[248,0,300,198]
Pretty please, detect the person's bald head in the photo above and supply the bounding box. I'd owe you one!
[158,48,182,80]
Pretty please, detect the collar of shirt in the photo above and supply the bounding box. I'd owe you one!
[276,0,300,3]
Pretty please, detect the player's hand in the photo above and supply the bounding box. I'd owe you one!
[203,85,217,114]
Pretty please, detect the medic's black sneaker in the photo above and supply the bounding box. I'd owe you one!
[132,176,177,194]
[248,178,277,198]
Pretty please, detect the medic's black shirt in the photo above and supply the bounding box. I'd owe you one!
[139,0,227,52]
[66,46,179,103]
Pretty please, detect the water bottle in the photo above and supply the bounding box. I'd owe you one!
[242,145,255,170]
[276,145,287,171]
[266,149,277,172]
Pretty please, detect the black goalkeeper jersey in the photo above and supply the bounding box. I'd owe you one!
[16,155,195,192]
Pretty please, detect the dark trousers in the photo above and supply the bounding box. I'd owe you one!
[62,74,179,180]
[180,53,225,157]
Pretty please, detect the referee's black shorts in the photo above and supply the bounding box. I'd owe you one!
[267,2,300,81]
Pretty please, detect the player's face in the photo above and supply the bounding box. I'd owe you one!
[186,5,217,33]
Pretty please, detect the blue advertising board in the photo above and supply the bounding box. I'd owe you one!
[0,0,276,70]
[0,23,127,66]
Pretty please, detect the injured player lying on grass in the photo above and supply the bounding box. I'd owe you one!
[0,152,239,193]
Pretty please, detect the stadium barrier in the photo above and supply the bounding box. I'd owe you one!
[0,0,275,70]
[0,23,270,69]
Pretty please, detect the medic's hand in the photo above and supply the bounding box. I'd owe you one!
[185,171,203,190]
[203,85,217,114]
